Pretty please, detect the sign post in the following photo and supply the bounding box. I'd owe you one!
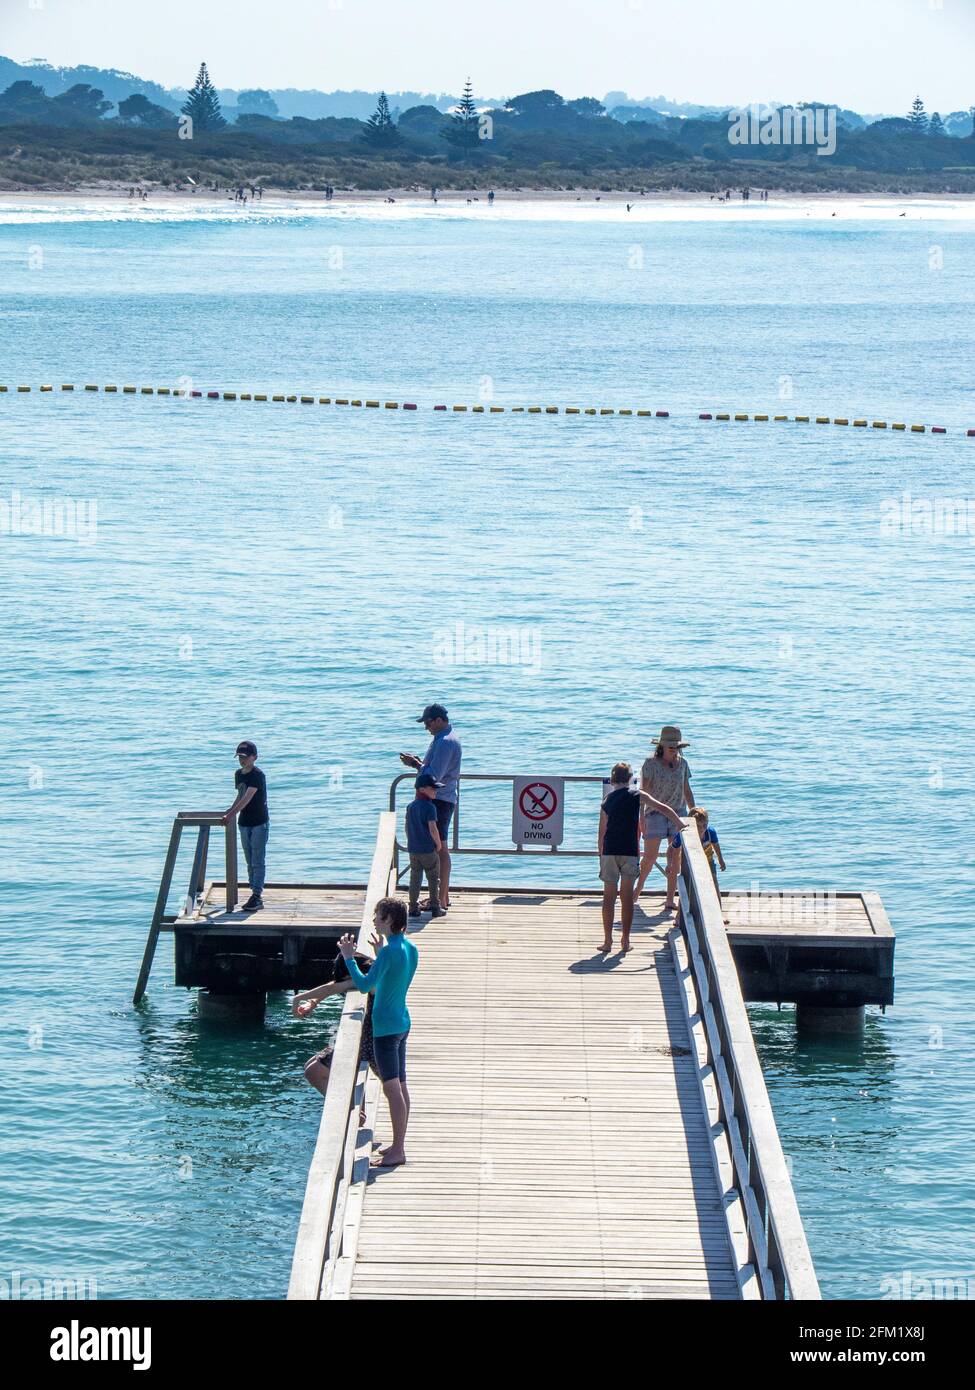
[512,777,565,848]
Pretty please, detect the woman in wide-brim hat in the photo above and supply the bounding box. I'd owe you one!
[635,725,695,910]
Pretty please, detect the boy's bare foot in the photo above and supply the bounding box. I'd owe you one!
[598,940,612,953]
[620,938,632,953]
[358,1107,367,1127]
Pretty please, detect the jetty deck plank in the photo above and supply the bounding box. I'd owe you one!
[344,891,741,1301]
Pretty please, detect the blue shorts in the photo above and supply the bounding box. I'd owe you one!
[373,1029,409,1083]
[643,810,682,848]
[433,799,455,844]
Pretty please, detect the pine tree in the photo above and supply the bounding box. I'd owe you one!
[907,95,928,132]
[363,92,399,147]
[182,62,226,132]
[928,111,946,138]
[442,78,481,159]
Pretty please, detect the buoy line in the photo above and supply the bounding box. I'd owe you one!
[0,384,966,435]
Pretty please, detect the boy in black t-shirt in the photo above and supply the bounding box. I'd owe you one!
[223,740,269,912]
[598,762,683,954]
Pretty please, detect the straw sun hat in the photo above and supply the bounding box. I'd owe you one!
[657,725,689,749]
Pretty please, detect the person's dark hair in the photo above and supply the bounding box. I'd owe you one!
[376,896,408,934]
[610,761,632,784]
[332,951,372,983]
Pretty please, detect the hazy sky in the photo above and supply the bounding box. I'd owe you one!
[3,0,974,111]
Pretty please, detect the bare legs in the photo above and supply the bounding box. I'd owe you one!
[376,1078,409,1165]
[304,1056,366,1125]
[600,878,636,952]
[635,836,663,898]
[636,837,681,910]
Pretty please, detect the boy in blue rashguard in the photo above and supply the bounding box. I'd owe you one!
[690,807,726,887]
[338,896,419,1169]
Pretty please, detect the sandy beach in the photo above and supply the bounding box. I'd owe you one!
[2,187,975,222]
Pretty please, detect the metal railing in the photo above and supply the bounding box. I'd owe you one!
[388,770,668,881]
[132,811,238,1004]
[676,826,821,1300]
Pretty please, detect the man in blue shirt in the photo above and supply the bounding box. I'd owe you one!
[399,703,462,912]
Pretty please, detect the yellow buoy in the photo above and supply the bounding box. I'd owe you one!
[565,407,580,414]
[142,387,154,395]
[636,409,651,417]
[366,400,379,407]
[123,386,136,394]
[794,415,809,423]
[61,384,74,391]
[272,395,285,402]
[816,416,830,424]
[239,393,251,401]
[490,406,505,413]
[833,418,848,425]
[774,414,788,421]
[85,384,98,391]
[735,413,749,421]
[158,387,171,396]
[716,413,730,420]
[300,395,313,403]
[892,423,906,430]
[453,405,467,412]
[618,409,632,416]
[528,407,542,414]
[873,421,887,429]
[385,402,399,409]
[911,424,925,433]
[40,385,53,392]
[853,419,867,427]
[599,408,614,415]
[18,385,31,392]
[546,406,559,414]
[255,394,267,402]
[754,414,769,421]
[472,405,484,413]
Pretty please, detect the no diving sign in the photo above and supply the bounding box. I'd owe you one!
[512,776,565,847]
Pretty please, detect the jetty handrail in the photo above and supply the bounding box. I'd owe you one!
[133,811,238,1004]
[288,810,397,1301]
[677,827,821,1300]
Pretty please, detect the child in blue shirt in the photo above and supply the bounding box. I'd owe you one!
[405,773,444,918]
[690,807,726,887]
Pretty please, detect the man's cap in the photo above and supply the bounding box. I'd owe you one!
[416,703,448,724]
[415,772,443,791]
[235,740,258,757]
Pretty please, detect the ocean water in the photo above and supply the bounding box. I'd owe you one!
[1,199,974,1301]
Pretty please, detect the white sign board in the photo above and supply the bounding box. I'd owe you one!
[512,776,565,847]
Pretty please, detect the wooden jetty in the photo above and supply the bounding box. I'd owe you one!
[134,775,895,1300]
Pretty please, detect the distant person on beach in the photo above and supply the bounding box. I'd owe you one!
[635,726,696,910]
[222,740,268,913]
[488,190,495,205]
[399,704,462,912]
[406,773,444,919]
[295,947,377,1125]
[598,762,684,953]
[338,896,418,1168]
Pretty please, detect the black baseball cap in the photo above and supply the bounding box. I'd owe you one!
[415,703,448,724]
[415,772,443,791]
[235,740,258,757]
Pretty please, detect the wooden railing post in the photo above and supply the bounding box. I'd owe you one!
[133,819,184,1004]
[225,813,238,912]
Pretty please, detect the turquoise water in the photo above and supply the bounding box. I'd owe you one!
[2,203,974,1300]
